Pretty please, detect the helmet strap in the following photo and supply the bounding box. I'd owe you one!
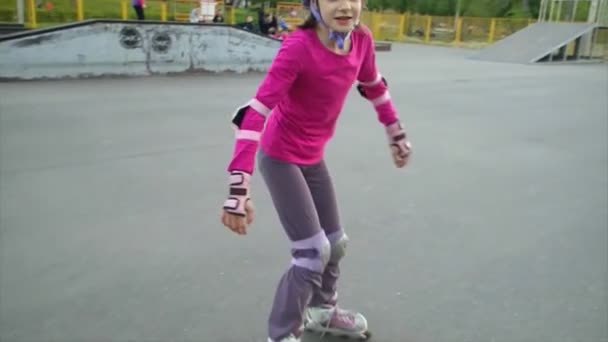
[310,1,353,50]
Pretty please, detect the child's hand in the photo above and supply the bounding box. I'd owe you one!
[386,121,412,168]
[221,200,254,235]
[221,171,254,235]
[390,143,411,168]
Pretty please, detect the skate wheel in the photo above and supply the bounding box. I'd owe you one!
[303,328,371,340]
[333,330,371,341]
[346,331,371,340]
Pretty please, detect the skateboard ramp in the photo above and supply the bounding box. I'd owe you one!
[470,22,597,64]
[0,20,282,80]
[0,23,27,36]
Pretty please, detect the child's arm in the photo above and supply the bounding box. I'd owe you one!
[356,28,412,167]
[223,36,305,216]
[227,36,304,175]
[356,28,398,126]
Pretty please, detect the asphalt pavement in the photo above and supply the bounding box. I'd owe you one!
[1,43,606,342]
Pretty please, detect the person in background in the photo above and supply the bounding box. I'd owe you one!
[213,9,225,23]
[258,8,278,35]
[277,16,290,31]
[236,15,255,31]
[132,0,145,20]
[189,6,203,23]
[270,26,290,40]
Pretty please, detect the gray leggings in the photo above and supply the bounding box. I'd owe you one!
[258,149,348,341]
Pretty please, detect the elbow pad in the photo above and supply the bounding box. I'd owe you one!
[357,76,388,99]
[230,98,271,129]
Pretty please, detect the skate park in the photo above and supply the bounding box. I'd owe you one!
[1,0,607,341]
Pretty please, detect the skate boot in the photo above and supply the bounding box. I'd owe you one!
[267,334,300,342]
[303,305,371,340]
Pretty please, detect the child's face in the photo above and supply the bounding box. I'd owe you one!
[316,0,361,33]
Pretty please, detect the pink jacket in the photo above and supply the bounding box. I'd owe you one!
[227,25,399,174]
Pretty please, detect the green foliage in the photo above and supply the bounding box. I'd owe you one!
[372,0,540,17]
[0,0,543,25]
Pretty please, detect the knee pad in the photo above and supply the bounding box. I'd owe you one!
[319,238,331,267]
[291,231,331,273]
[329,232,349,263]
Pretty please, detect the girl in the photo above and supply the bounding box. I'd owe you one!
[220,0,412,340]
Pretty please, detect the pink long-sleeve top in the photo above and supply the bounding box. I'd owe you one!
[227,25,399,174]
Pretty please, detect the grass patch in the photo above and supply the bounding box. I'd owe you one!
[0,0,260,26]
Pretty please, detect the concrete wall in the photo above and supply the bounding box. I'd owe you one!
[0,21,282,80]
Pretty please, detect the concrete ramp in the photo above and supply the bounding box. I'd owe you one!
[470,22,597,64]
[0,23,27,36]
[0,20,282,80]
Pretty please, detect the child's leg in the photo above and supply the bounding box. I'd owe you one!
[300,160,370,339]
[258,151,330,341]
[301,160,346,307]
